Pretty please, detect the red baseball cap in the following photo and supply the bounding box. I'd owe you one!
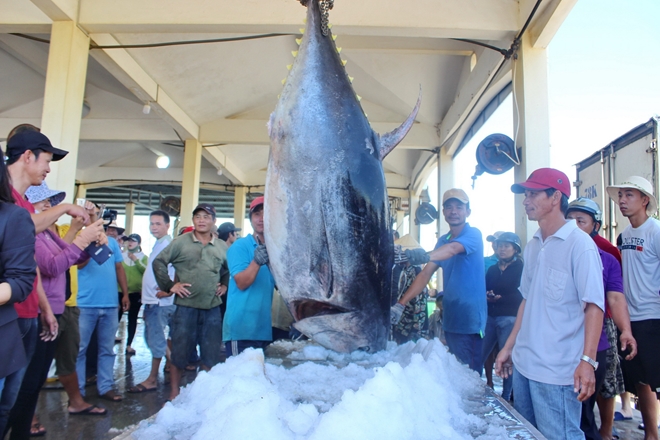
[511,168,571,198]
[249,196,264,213]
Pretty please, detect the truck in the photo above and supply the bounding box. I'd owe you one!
[574,117,659,243]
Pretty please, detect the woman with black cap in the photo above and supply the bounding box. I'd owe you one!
[122,234,148,355]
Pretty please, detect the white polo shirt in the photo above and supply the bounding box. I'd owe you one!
[620,217,660,321]
[513,220,604,386]
[141,235,175,306]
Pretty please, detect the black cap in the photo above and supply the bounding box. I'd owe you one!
[126,233,141,244]
[217,222,241,236]
[193,203,216,218]
[6,131,68,162]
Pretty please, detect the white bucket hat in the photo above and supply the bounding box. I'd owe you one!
[606,176,658,216]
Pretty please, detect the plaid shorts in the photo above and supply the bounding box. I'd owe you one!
[600,318,624,398]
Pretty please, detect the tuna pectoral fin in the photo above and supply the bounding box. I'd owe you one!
[293,312,384,353]
[378,87,422,161]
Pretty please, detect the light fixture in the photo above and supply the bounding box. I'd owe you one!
[142,103,151,114]
[156,155,170,169]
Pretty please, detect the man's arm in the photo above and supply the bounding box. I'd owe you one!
[495,299,526,378]
[233,261,262,290]
[574,302,604,402]
[606,290,637,359]
[396,262,438,306]
[31,203,89,234]
[427,242,465,263]
[115,262,129,311]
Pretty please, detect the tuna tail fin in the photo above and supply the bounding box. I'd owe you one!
[378,87,422,161]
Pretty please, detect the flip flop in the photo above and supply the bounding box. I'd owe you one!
[69,404,108,416]
[100,390,123,402]
[128,384,157,393]
[613,411,632,421]
[185,365,197,371]
[611,427,620,439]
[30,422,46,437]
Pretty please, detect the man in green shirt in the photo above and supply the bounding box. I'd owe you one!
[153,203,229,402]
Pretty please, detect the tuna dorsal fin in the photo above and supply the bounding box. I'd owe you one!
[378,87,422,161]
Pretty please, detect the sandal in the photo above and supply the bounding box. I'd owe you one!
[69,404,108,416]
[100,390,123,402]
[30,422,46,437]
[128,383,157,393]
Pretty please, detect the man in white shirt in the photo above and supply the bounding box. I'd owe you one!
[496,168,604,439]
[128,210,175,393]
[607,176,660,440]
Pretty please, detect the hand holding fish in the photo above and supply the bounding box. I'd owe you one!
[404,248,430,266]
[390,303,405,325]
[254,244,269,266]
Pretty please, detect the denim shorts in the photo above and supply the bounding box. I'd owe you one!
[143,304,175,359]
[170,305,223,369]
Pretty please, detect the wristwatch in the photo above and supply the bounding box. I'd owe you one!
[580,355,599,370]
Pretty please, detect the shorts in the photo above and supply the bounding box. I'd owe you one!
[54,306,80,376]
[621,319,660,394]
[143,304,175,359]
[170,305,223,370]
[600,318,624,398]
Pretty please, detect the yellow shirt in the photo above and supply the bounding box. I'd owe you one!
[56,224,78,307]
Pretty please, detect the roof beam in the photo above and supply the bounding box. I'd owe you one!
[201,145,247,185]
[78,0,518,40]
[30,0,78,21]
[88,33,199,140]
[437,47,507,155]
[528,0,578,48]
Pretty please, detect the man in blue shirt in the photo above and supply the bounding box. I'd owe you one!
[223,196,275,356]
[76,232,128,402]
[392,188,486,372]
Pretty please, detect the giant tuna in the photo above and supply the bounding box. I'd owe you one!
[265,0,421,353]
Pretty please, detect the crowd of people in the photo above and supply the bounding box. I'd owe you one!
[391,168,659,440]
[1,124,658,440]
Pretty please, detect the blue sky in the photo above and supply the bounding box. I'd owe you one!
[419,0,660,250]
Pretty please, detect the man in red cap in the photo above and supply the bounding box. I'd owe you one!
[495,168,605,439]
[223,196,276,356]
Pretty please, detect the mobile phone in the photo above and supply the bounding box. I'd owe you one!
[84,242,113,265]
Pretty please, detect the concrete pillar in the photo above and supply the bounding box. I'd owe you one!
[395,210,405,237]
[180,139,202,227]
[512,32,551,245]
[437,148,454,237]
[233,186,247,231]
[76,184,87,200]
[40,21,90,201]
[124,202,136,235]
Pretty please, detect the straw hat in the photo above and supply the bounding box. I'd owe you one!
[606,176,658,216]
[394,234,422,251]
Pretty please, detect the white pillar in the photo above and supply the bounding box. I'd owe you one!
[513,32,551,245]
[409,194,420,242]
[180,139,202,227]
[40,21,90,201]
[233,186,247,231]
[437,148,454,237]
[124,202,136,235]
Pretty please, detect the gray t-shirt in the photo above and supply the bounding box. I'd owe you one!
[513,220,604,386]
[620,217,660,321]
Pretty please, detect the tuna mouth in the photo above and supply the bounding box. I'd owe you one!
[293,300,348,321]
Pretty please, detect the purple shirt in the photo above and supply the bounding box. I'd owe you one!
[35,229,88,314]
[598,249,624,351]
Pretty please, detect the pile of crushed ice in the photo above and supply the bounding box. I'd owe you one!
[131,339,512,440]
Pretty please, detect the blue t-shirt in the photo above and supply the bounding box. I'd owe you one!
[433,223,487,335]
[223,234,275,341]
[77,237,124,308]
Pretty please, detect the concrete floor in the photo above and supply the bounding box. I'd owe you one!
[25,316,654,439]
[31,316,206,440]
